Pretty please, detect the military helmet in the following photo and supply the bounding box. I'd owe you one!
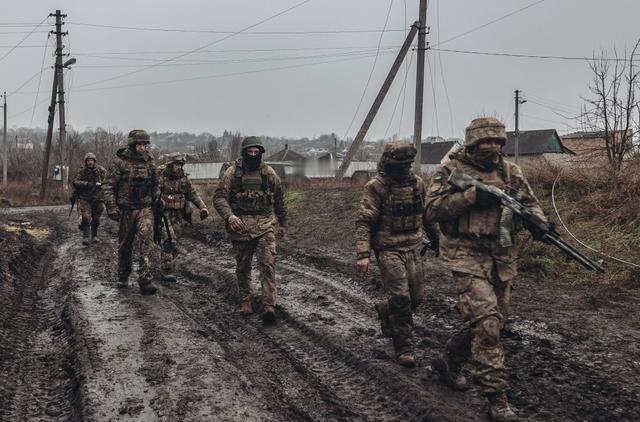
[465,117,506,147]
[241,136,265,153]
[127,129,151,146]
[84,152,97,162]
[164,152,186,166]
[381,140,417,165]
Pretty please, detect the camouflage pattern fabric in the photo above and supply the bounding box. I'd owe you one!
[444,270,511,394]
[232,231,277,306]
[117,208,155,286]
[72,164,107,201]
[464,117,507,147]
[103,147,158,211]
[77,198,104,227]
[160,210,185,275]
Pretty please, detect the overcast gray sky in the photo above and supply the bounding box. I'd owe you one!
[2,0,640,140]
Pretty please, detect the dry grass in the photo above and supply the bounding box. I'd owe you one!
[0,181,68,207]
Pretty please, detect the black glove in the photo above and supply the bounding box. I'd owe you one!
[475,188,501,210]
[525,220,554,241]
[200,208,209,221]
[86,181,96,189]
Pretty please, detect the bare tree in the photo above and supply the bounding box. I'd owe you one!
[580,39,640,171]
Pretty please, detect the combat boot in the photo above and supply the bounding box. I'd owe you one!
[397,352,416,368]
[432,356,470,391]
[262,305,276,325]
[139,283,158,295]
[239,300,253,316]
[116,275,129,289]
[91,224,100,243]
[488,392,519,422]
[374,301,393,337]
[81,225,91,245]
[161,274,178,283]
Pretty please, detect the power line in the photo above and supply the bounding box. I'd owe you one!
[68,21,407,35]
[342,0,395,140]
[30,35,52,126]
[426,52,440,136]
[74,0,315,90]
[434,0,455,136]
[0,44,48,49]
[384,50,415,138]
[0,16,48,63]
[431,47,633,62]
[0,30,49,35]
[433,0,546,47]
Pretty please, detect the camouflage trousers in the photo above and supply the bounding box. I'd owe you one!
[118,208,155,287]
[231,231,277,307]
[444,267,511,394]
[375,247,424,356]
[77,198,104,229]
[160,211,185,275]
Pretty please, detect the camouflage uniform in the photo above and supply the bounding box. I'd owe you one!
[72,152,107,243]
[213,138,287,314]
[355,141,432,363]
[158,153,208,278]
[103,130,159,290]
[425,118,547,397]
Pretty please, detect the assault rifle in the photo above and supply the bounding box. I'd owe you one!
[69,189,80,216]
[447,168,605,273]
[153,202,176,252]
[420,239,438,256]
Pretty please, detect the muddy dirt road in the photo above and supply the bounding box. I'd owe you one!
[1,206,639,421]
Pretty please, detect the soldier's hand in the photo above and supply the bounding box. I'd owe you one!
[107,209,120,222]
[95,182,102,188]
[228,215,247,233]
[356,257,370,275]
[276,226,287,239]
[199,208,209,221]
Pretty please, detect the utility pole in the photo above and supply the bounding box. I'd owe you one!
[2,92,6,187]
[40,10,66,200]
[336,22,419,179]
[514,89,526,165]
[413,0,427,172]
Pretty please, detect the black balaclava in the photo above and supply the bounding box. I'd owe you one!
[243,151,262,171]
[466,146,501,171]
[385,162,412,183]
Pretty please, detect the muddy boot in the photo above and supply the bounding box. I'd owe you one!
[239,300,253,316]
[397,352,416,368]
[91,223,100,243]
[81,225,91,245]
[432,356,469,391]
[262,305,276,325]
[488,392,519,422]
[117,275,129,289]
[139,283,158,295]
[374,301,393,337]
[161,273,177,283]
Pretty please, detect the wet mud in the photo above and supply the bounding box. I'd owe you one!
[0,206,639,421]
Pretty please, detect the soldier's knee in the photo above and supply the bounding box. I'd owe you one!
[388,294,411,313]
[475,316,501,347]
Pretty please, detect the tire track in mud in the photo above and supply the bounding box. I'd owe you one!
[175,237,484,421]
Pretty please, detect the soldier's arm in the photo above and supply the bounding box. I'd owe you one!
[213,166,235,221]
[419,178,440,245]
[102,160,121,211]
[355,181,383,260]
[151,164,160,204]
[72,168,89,189]
[271,172,287,227]
[185,179,206,210]
[510,164,547,223]
[424,166,477,222]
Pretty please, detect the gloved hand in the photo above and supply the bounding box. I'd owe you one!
[199,208,209,221]
[276,226,287,239]
[474,188,501,210]
[227,215,247,234]
[526,221,554,242]
[107,208,120,222]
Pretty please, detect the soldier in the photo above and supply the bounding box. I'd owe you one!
[103,129,160,295]
[158,153,209,283]
[213,136,287,324]
[72,152,107,245]
[425,117,548,421]
[355,140,436,368]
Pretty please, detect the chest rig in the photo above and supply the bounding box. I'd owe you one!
[231,164,274,215]
[379,175,423,234]
[122,160,154,202]
[161,174,189,210]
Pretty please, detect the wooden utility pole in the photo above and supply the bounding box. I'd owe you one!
[413,0,427,172]
[335,22,419,179]
[514,89,525,164]
[2,92,6,187]
[40,10,66,200]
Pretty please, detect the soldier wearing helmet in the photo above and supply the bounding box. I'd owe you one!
[103,129,160,295]
[355,140,437,368]
[72,152,107,245]
[157,152,209,283]
[213,136,287,324]
[425,117,548,421]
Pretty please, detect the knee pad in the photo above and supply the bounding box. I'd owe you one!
[476,316,501,347]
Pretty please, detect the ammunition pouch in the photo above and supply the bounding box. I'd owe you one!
[162,193,186,210]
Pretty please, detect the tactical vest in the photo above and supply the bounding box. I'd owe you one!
[372,175,424,250]
[441,159,512,237]
[230,164,274,215]
[161,174,189,210]
[121,160,155,204]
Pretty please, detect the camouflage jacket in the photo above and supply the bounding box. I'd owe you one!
[213,159,287,240]
[103,147,159,211]
[72,165,107,201]
[158,168,206,212]
[355,173,430,259]
[425,154,546,281]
